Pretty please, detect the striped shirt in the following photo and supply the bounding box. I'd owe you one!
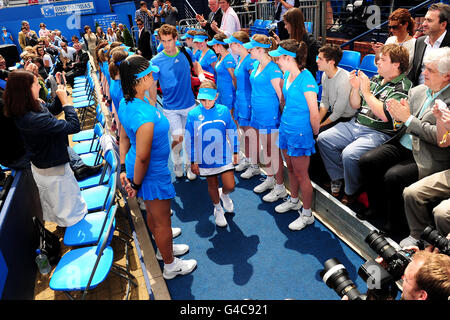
[357,73,412,136]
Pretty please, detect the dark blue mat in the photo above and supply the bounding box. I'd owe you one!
[148,165,368,300]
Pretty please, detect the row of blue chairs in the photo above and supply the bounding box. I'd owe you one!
[48,63,137,299]
[249,20,313,37]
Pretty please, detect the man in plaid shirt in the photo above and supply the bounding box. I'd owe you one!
[317,44,412,205]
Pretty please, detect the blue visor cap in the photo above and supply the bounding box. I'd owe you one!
[197,88,218,100]
[207,38,227,46]
[243,38,271,50]
[224,35,243,45]
[193,35,209,43]
[181,33,195,40]
[2,27,6,31]
[268,46,296,58]
[135,62,159,79]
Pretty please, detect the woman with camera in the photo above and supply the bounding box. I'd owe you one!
[118,55,197,279]
[3,70,87,227]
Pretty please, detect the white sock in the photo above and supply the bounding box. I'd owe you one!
[275,183,284,190]
[266,176,275,183]
[290,197,299,203]
[302,208,312,217]
[164,257,179,270]
[214,202,222,210]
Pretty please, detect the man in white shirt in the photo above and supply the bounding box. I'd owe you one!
[211,0,240,37]
[408,3,450,86]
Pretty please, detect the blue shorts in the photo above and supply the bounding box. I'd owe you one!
[277,131,316,157]
[236,116,252,127]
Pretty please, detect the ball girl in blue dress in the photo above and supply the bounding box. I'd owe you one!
[185,81,239,228]
[118,55,197,279]
[225,31,255,173]
[207,33,236,114]
[244,34,287,203]
[193,30,217,77]
[108,47,128,136]
[1,27,14,45]
[269,39,320,231]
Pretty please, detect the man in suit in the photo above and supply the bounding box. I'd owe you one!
[408,3,450,86]
[195,0,223,39]
[136,18,152,60]
[359,47,450,235]
[65,42,89,86]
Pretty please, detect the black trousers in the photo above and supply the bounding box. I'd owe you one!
[359,141,419,234]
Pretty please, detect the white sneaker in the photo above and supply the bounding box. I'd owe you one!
[263,186,288,202]
[235,158,250,172]
[240,165,261,179]
[174,163,184,178]
[253,178,275,194]
[219,188,234,213]
[155,243,189,260]
[288,211,315,231]
[152,227,181,240]
[163,257,197,280]
[186,167,197,181]
[214,205,227,227]
[275,197,302,213]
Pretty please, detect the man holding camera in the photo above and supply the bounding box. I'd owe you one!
[160,1,178,26]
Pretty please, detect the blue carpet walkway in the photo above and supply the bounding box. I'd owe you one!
[147,166,368,300]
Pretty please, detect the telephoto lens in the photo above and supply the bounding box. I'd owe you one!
[421,226,450,255]
[365,230,398,263]
[320,258,366,300]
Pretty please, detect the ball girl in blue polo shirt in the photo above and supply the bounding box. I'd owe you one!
[185,81,239,228]
[269,39,320,231]
[226,31,255,173]
[193,31,217,77]
[244,34,287,203]
[108,47,128,136]
[118,55,197,279]
[208,33,236,113]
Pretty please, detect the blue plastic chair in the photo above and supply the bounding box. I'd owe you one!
[77,149,116,190]
[72,123,103,155]
[81,163,116,212]
[65,173,117,246]
[338,50,361,72]
[72,107,105,143]
[358,54,378,78]
[317,85,323,104]
[305,21,313,33]
[50,204,137,300]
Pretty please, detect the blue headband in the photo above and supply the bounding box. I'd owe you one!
[243,38,271,50]
[135,62,159,79]
[224,35,243,45]
[181,33,195,40]
[197,87,218,101]
[193,35,209,43]
[207,38,227,46]
[268,46,297,58]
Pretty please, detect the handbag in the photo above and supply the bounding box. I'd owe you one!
[32,216,61,266]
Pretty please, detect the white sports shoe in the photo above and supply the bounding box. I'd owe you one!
[219,188,234,213]
[152,227,181,240]
[174,163,184,178]
[275,197,302,213]
[253,178,275,194]
[186,167,197,181]
[263,186,288,202]
[240,165,261,179]
[235,158,250,172]
[163,257,197,280]
[155,243,190,260]
[288,211,315,231]
[214,205,227,227]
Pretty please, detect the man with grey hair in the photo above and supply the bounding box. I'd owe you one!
[408,2,450,86]
[358,47,450,236]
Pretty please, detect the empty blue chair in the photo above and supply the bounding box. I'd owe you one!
[358,54,378,78]
[72,108,105,143]
[81,163,116,212]
[64,174,117,246]
[50,204,137,300]
[338,50,361,72]
[72,123,103,155]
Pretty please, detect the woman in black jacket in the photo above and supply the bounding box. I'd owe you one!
[3,70,87,227]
